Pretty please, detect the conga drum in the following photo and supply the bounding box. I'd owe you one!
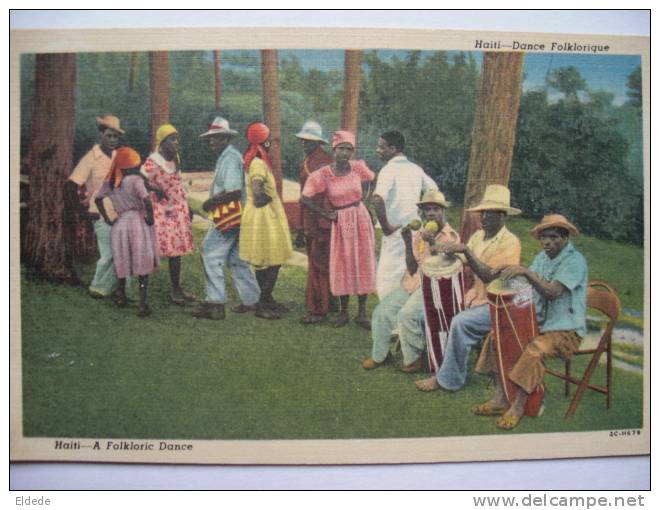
[487,277,544,417]
[420,253,465,373]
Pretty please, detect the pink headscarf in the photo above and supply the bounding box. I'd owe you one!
[331,130,356,149]
[243,122,272,172]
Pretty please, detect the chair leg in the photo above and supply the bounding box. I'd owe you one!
[565,345,608,420]
[564,359,571,397]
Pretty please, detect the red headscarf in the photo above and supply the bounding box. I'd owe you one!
[105,147,142,188]
[331,130,356,149]
[243,122,272,172]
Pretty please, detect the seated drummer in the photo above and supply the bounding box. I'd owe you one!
[362,190,459,373]
[472,214,588,430]
[416,184,522,392]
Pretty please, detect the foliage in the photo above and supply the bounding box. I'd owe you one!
[360,51,480,200]
[511,68,643,245]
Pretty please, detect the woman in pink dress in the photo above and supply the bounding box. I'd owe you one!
[96,147,160,317]
[301,130,376,329]
[141,124,195,305]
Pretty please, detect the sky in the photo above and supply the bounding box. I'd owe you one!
[221,49,641,106]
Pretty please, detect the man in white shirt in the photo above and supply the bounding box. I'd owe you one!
[372,130,438,299]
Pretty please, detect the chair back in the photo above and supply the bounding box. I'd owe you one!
[587,280,621,338]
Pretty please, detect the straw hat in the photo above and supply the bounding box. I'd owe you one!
[295,120,328,144]
[417,189,451,209]
[199,116,238,137]
[530,214,579,238]
[465,184,521,215]
[96,115,125,135]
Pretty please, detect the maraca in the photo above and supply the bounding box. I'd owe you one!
[407,219,422,231]
[424,220,439,234]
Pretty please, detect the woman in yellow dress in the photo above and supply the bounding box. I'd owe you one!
[239,121,293,319]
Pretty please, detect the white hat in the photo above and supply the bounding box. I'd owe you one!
[199,116,238,137]
[295,120,328,144]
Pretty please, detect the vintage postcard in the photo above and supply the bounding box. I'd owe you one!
[10,25,649,465]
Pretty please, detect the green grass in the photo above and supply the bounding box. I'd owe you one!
[20,223,644,440]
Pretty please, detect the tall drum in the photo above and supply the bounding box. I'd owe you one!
[420,253,465,373]
[487,277,544,417]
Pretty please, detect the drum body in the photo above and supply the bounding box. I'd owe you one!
[487,278,544,417]
[420,256,465,373]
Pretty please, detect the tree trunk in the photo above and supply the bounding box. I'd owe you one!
[341,50,362,141]
[213,50,221,111]
[23,53,79,282]
[149,51,170,149]
[261,49,283,198]
[460,52,524,242]
[127,52,138,93]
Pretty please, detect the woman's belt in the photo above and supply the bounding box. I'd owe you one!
[333,200,362,210]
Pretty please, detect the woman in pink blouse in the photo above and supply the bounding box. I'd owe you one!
[301,130,376,329]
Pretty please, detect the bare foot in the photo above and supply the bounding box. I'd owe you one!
[415,376,440,392]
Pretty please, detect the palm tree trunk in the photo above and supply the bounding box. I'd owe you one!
[149,51,170,149]
[261,49,283,198]
[23,53,79,282]
[460,52,524,242]
[341,50,362,139]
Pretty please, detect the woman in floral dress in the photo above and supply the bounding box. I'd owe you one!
[141,124,195,304]
[301,130,376,329]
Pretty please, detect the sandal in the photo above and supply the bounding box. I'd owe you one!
[471,402,508,416]
[495,414,522,430]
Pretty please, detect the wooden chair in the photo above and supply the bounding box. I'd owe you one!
[545,280,621,419]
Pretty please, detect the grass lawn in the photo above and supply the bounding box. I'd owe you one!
[20,217,645,440]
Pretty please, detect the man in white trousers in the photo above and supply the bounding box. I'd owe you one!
[371,130,438,300]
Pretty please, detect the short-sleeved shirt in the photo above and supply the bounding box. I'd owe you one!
[529,242,588,337]
[211,144,246,201]
[68,144,116,218]
[401,223,460,294]
[461,226,521,308]
[373,155,437,227]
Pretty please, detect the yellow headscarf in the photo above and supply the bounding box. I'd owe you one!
[155,123,178,151]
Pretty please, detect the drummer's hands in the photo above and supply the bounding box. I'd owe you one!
[437,241,466,254]
[499,265,529,281]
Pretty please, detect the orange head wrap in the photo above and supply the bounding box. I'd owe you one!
[243,122,272,172]
[106,147,142,188]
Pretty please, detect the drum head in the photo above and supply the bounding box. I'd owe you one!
[487,276,531,296]
[420,253,463,279]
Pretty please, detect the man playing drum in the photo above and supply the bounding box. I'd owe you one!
[363,190,459,373]
[416,184,522,392]
[472,214,588,430]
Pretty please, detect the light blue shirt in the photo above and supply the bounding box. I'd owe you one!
[373,155,437,228]
[529,242,588,337]
[211,144,245,202]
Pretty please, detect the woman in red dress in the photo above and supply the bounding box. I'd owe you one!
[141,124,195,304]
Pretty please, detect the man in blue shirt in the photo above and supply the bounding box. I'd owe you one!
[472,214,588,430]
[192,117,260,320]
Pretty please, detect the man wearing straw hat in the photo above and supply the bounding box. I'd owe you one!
[192,116,260,320]
[372,130,438,300]
[415,184,522,392]
[66,114,124,298]
[363,189,459,373]
[294,121,336,324]
[471,213,587,430]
